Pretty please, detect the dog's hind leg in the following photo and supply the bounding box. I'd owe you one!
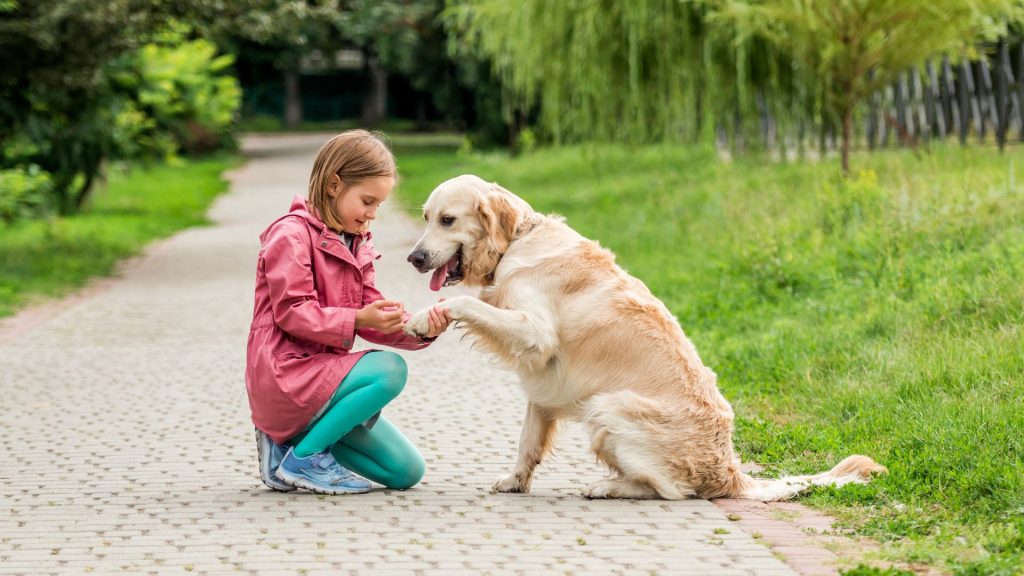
[583,391,694,500]
[492,402,558,494]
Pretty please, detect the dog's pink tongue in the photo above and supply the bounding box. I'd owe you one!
[429,255,459,292]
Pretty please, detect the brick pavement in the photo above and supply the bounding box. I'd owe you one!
[0,134,804,575]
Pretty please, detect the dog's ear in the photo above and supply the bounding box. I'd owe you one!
[466,192,521,286]
[477,193,520,252]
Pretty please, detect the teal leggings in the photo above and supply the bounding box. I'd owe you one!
[288,351,425,490]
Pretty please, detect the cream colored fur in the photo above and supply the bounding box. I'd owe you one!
[404,174,886,501]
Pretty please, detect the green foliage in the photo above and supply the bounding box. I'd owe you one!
[720,0,1022,172]
[445,0,807,145]
[840,567,914,576]
[360,0,517,147]
[0,154,238,317]
[112,39,242,157]
[207,0,516,142]
[0,1,239,215]
[392,138,1024,574]
[446,1,1024,166]
[0,1,183,209]
[200,0,349,69]
[0,164,52,224]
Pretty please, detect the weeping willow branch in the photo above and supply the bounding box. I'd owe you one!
[444,0,804,146]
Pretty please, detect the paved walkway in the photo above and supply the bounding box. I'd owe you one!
[0,134,799,575]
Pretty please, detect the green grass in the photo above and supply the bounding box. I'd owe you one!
[391,137,1024,575]
[0,155,239,317]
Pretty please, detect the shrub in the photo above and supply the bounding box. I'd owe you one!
[112,39,242,158]
[0,165,52,225]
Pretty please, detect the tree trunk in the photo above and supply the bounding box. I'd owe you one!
[73,165,99,212]
[284,70,302,129]
[361,50,388,127]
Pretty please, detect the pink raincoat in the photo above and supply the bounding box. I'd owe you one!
[245,195,431,445]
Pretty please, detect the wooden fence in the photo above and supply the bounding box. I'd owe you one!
[867,40,1024,150]
[725,39,1024,154]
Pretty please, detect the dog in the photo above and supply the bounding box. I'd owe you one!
[403,174,885,500]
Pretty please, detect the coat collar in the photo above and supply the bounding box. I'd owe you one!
[286,194,378,268]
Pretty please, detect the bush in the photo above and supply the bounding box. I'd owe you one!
[0,165,52,225]
[112,39,242,158]
[1,34,242,217]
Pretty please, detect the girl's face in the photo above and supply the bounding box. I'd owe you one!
[327,175,394,234]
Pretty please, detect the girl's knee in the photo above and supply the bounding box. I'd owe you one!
[369,352,407,398]
[387,453,425,490]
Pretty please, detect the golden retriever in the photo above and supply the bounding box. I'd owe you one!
[403,174,885,500]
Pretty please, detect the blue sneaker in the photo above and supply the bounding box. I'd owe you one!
[256,428,296,492]
[275,447,372,495]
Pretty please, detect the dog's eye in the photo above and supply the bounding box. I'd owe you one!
[441,216,456,227]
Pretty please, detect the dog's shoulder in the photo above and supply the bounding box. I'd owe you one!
[497,216,582,272]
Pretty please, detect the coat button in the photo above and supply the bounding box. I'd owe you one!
[342,340,352,347]
[320,241,328,247]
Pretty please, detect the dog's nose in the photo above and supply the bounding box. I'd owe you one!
[407,249,427,269]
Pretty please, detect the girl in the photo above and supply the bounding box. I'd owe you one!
[245,130,451,495]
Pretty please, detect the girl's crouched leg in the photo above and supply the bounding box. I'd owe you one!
[292,351,408,457]
[330,416,425,490]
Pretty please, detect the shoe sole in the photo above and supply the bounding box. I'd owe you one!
[256,429,296,492]
[274,468,372,495]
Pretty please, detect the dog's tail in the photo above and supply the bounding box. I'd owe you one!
[730,455,887,501]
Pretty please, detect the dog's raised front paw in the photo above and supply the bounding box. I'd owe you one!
[403,308,432,339]
[491,473,531,494]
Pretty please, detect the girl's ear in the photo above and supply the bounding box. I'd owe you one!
[327,174,342,198]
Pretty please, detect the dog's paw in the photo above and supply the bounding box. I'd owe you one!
[491,473,530,494]
[582,479,660,499]
[403,308,432,339]
[581,480,614,499]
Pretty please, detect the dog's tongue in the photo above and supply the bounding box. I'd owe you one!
[429,255,459,292]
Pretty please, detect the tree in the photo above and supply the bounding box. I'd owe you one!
[350,0,516,141]
[444,0,800,147]
[722,0,1020,174]
[199,1,351,129]
[0,0,193,213]
[334,0,435,126]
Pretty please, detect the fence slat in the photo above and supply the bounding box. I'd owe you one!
[926,61,946,137]
[963,59,982,140]
[867,70,878,149]
[979,59,999,140]
[942,58,959,138]
[1017,43,1024,142]
[913,67,929,141]
[995,40,1010,150]
[881,85,892,147]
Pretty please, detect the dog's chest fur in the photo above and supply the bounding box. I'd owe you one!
[475,231,621,414]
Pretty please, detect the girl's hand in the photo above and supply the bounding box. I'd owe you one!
[356,299,405,333]
[424,300,453,339]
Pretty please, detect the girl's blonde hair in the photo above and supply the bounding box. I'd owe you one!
[307,130,396,232]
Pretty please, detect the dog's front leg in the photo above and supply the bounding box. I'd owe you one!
[493,402,558,494]
[405,294,558,368]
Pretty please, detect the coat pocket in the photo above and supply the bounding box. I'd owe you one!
[274,339,315,360]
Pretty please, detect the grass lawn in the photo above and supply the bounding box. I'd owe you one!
[0,155,239,317]
[391,137,1024,575]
